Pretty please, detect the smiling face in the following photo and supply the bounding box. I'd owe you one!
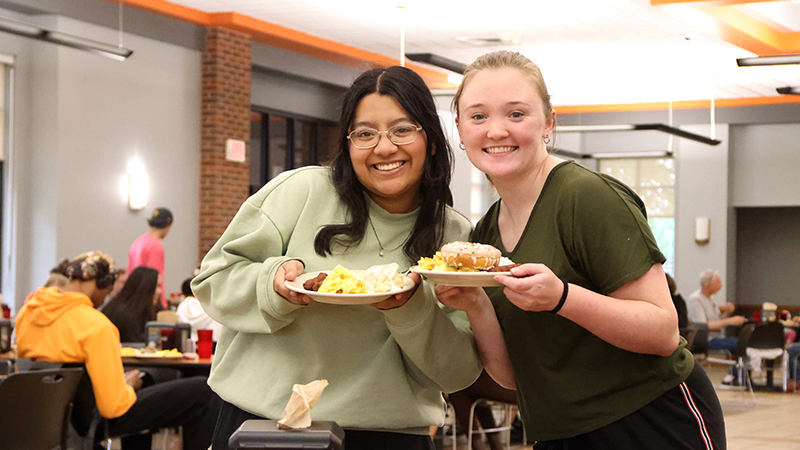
[349,93,428,213]
[457,67,555,183]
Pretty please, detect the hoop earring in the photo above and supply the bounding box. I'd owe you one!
[543,136,551,145]
[459,142,466,150]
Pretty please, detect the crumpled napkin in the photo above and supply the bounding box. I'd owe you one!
[277,379,329,430]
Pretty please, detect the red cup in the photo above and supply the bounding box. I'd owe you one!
[197,341,213,359]
[197,329,213,342]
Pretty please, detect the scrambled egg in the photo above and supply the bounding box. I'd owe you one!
[155,348,183,357]
[120,347,183,357]
[318,265,368,294]
[417,252,480,272]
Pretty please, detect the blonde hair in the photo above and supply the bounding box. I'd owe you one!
[452,50,555,125]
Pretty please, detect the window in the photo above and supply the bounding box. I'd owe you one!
[598,158,675,275]
[249,110,338,194]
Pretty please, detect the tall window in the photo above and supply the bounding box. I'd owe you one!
[249,110,337,194]
[598,158,675,275]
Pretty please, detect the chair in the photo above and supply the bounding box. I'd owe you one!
[745,321,786,390]
[0,367,84,450]
[465,399,524,450]
[15,358,110,450]
[705,322,757,407]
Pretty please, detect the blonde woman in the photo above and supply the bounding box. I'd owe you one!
[437,51,725,450]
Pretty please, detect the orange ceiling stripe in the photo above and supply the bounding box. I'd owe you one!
[703,6,782,50]
[556,95,800,114]
[781,32,800,50]
[208,12,451,87]
[105,0,450,88]
[650,0,800,54]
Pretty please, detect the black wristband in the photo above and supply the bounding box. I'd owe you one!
[549,278,569,314]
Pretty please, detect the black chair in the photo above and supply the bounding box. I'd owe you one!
[18,358,178,450]
[0,367,84,450]
[746,321,786,390]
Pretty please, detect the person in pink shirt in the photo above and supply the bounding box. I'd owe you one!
[127,207,173,309]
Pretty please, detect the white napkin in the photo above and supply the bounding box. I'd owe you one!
[277,379,329,430]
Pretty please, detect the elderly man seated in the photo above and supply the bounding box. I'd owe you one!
[686,269,747,384]
[16,251,220,450]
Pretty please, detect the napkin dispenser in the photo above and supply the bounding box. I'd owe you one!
[145,321,191,352]
[228,420,344,450]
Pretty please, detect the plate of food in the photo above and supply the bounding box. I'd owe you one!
[411,241,520,287]
[285,263,415,305]
[121,347,185,359]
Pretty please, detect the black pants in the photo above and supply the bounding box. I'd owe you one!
[534,361,726,450]
[213,399,435,450]
[108,376,221,450]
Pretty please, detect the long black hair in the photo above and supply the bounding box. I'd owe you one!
[102,266,160,343]
[314,66,454,262]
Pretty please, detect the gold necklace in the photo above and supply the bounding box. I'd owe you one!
[367,216,385,257]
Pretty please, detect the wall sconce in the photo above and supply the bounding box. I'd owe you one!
[128,171,148,211]
[695,217,710,245]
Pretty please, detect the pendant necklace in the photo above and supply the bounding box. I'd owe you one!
[367,216,386,257]
[367,216,384,258]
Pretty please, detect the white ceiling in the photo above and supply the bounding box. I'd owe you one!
[167,0,800,106]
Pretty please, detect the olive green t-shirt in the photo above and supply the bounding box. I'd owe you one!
[472,161,694,441]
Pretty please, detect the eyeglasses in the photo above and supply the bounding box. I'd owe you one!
[347,123,423,149]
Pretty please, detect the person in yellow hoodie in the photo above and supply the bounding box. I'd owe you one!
[16,251,220,450]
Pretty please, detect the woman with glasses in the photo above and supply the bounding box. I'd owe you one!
[193,66,481,450]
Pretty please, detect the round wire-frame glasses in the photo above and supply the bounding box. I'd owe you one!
[347,123,423,149]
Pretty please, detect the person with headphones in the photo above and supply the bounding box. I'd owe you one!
[16,251,220,450]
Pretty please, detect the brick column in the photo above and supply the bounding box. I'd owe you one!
[199,26,252,263]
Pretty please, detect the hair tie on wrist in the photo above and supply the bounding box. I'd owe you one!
[549,278,568,314]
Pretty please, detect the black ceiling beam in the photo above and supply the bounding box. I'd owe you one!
[405,53,466,74]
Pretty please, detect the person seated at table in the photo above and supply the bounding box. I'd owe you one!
[784,316,800,392]
[15,251,220,450]
[686,269,747,384]
[176,277,222,342]
[102,266,161,343]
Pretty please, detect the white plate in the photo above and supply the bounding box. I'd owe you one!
[410,266,513,287]
[285,270,415,305]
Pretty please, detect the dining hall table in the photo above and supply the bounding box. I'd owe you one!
[121,355,213,378]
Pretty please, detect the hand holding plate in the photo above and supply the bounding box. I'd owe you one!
[494,263,563,312]
[275,259,312,306]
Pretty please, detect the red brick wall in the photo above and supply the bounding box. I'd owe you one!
[198,26,252,263]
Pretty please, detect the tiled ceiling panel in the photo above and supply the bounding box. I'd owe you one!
[168,0,800,106]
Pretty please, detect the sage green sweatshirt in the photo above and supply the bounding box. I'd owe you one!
[193,166,481,435]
